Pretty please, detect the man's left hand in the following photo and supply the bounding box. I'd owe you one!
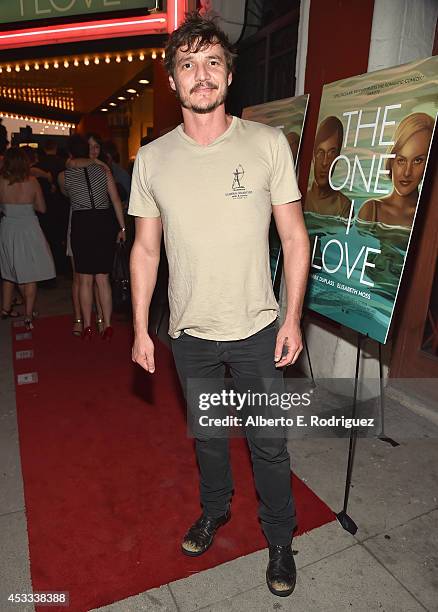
[274,319,303,368]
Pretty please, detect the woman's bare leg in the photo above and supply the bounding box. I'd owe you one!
[94,281,104,330]
[94,274,112,329]
[19,282,37,319]
[1,280,15,312]
[70,257,82,333]
[78,273,94,328]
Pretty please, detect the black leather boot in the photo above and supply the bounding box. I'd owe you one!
[266,544,297,597]
[181,507,231,556]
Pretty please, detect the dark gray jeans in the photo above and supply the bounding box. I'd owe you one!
[171,320,296,546]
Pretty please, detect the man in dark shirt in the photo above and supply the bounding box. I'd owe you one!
[37,140,68,274]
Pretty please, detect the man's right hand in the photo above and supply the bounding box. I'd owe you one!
[132,333,155,373]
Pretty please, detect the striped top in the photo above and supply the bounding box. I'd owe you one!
[64,163,110,211]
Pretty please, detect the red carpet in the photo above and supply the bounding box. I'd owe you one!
[12,315,335,611]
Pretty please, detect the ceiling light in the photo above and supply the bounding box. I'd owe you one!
[101,108,108,112]
[139,79,149,84]
[117,96,126,100]
[109,102,117,106]
[127,88,137,93]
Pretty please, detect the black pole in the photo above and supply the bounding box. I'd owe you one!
[302,324,316,387]
[336,333,362,534]
[377,342,399,447]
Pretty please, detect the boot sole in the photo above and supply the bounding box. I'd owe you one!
[266,570,296,597]
[181,512,231,557]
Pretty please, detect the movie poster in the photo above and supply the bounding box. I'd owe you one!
[304,56,438,343]
[242,94,309,294]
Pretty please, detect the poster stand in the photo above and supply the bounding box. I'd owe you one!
[302,325,399,534]
[335,332,400,534]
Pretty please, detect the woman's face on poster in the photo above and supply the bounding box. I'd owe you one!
[392,129,430,197]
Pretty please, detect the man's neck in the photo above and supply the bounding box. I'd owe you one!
[182,106,232,146]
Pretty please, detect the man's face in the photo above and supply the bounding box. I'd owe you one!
[169,41,232,114]
[313,132,341,188]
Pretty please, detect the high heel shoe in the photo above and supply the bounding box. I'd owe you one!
[72,318,83,337]
[81,326,94,341]
[24,317,34,331]
[101,326,114,341]
[96,316,104,334]
[1,307,21,319]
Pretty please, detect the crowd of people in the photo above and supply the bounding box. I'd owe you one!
[0,130,132,337]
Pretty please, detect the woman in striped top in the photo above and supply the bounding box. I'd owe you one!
[58,135,126,340]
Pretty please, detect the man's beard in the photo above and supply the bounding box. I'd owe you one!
[175,80,228,114]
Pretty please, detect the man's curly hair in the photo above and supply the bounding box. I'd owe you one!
[164,11,237,78]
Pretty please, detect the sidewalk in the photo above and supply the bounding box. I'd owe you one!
[1,282,437,612]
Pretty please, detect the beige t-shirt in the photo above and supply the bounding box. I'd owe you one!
[128,116,301,340]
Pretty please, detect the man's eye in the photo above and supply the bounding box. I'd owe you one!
[182,63,192,69]
[210,60,218,66]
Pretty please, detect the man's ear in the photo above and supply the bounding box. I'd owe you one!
[169,75,176,92]
[227,72,233,87]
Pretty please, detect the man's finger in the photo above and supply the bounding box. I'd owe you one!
[274,336,285,362]
[145,350,155,373]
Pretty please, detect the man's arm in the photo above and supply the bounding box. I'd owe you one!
[130,216,163,373]
[272,201,310,367]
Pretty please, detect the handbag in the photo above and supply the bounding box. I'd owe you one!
[111,242,131,313]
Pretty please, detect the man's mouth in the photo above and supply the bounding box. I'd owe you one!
[191,83,218,93]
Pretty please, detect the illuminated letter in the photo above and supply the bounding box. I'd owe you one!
[329,155,350,191]
[379,104,402,146]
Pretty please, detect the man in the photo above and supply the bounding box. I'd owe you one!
[104,140,132,207]
[129,13,310,598]
[37,139,69,274]
[304,115,351,217]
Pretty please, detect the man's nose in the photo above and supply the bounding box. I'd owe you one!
[195,62,209,81]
